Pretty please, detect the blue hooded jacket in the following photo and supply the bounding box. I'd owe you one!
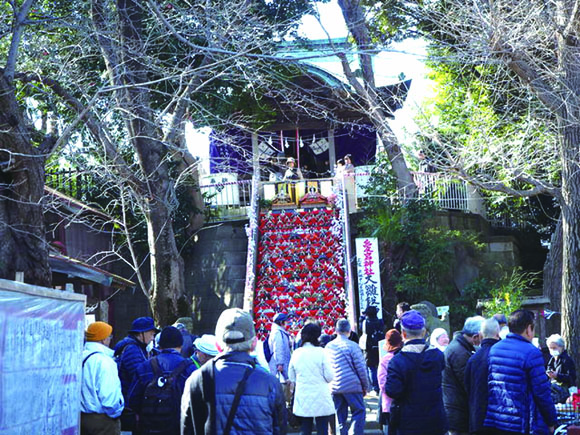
[114,335,149,401]
[385,339,448,435]
[484,333,557,434]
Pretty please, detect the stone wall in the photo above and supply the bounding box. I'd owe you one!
[184,220,249,334]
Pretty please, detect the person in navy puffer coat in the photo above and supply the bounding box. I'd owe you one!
[385,310,448,435]
[114,317,159,402]
[181,308,286,435]
[129,326,195,434]
[484,309,557,435]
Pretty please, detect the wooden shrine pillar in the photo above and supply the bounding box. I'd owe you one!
[251,132,260,180]
[328,128,336,175]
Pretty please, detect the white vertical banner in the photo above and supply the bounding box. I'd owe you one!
[355,237,383,319]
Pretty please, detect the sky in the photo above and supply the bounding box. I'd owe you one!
[188,0,433,175]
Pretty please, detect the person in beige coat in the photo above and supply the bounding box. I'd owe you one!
[289,323,335,435]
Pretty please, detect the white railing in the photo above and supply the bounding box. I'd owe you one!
[199,178,252,222]
[412,172,486,217]
[199,170,487,221]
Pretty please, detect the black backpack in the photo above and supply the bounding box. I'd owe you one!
[139,357,191,434]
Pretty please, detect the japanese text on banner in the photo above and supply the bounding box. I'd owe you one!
[355,237,382,319]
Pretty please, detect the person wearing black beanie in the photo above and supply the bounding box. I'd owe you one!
[128,326,194,434]
[158,326,184,350]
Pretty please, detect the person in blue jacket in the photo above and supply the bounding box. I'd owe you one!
[181,308,287,435]
[484,309,557,435]
[114,317,159,401]
[464,318,500,435]
[129,326,195,434]
[385,310,448,435]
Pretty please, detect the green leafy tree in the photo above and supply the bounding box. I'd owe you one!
[358,154,484,318]
[411,0,580,358]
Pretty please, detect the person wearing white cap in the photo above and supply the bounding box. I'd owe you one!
[191,335,219,369]
[430,328,450,353]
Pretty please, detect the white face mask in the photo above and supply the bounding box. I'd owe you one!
[499,326,509,340]
[146,341,154,353]
[549,349,560,357]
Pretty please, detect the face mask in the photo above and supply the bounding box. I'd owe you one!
[499,326,509,340]
[549,349,560,357]
[146,341,154,353]
[474,345,481,351]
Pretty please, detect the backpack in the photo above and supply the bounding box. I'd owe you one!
[139,357,191,434]
[365,318,384,351]
[263,334,273,362]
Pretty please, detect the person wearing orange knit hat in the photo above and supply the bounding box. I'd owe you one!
[81,321,124,435]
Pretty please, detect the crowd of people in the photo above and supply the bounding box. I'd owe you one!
[79,304,576,435]
[379,307,576,435]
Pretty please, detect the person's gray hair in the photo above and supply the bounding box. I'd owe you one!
[402,326,425,339]
[546,334,565,348]
[336,319,351,334]
[480,318,500,339]
[223,337,254,353]
[463,316,485,336]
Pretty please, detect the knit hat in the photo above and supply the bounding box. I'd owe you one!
[129,316,158,333]
[400,310,425,330]
[215,308,255,345]
[385,329,403,352]
[86,321,113,342]
[194,334,219,356]
[158,326,184,349]
[362,306,378,316]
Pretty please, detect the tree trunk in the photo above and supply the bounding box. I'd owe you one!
[559,123,580,367]
[543,216,562,318]
[0,75,51,286]
[337,0,417,198]
[147,200,185,326]
[114,0,186,325]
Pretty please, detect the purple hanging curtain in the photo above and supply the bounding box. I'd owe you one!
[334,124,376,166]
[209,125,377,175]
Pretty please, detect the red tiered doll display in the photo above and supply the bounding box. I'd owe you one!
[253,208,347,339]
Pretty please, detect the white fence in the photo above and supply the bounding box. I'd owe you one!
[199,171,486,221]
[412,172,486,217]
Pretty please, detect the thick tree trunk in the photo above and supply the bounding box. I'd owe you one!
[559,123,580,367]
[0,76,51,286]
[147,200,185,326]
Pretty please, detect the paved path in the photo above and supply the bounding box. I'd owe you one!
[122,394,383,435]
[288,393,383,434]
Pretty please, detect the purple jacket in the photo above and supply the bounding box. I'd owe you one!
[378,351,397,412]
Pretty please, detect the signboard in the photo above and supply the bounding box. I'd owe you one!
[0,279,86,435]
[355,237,383,319]
[437,305,450,318]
